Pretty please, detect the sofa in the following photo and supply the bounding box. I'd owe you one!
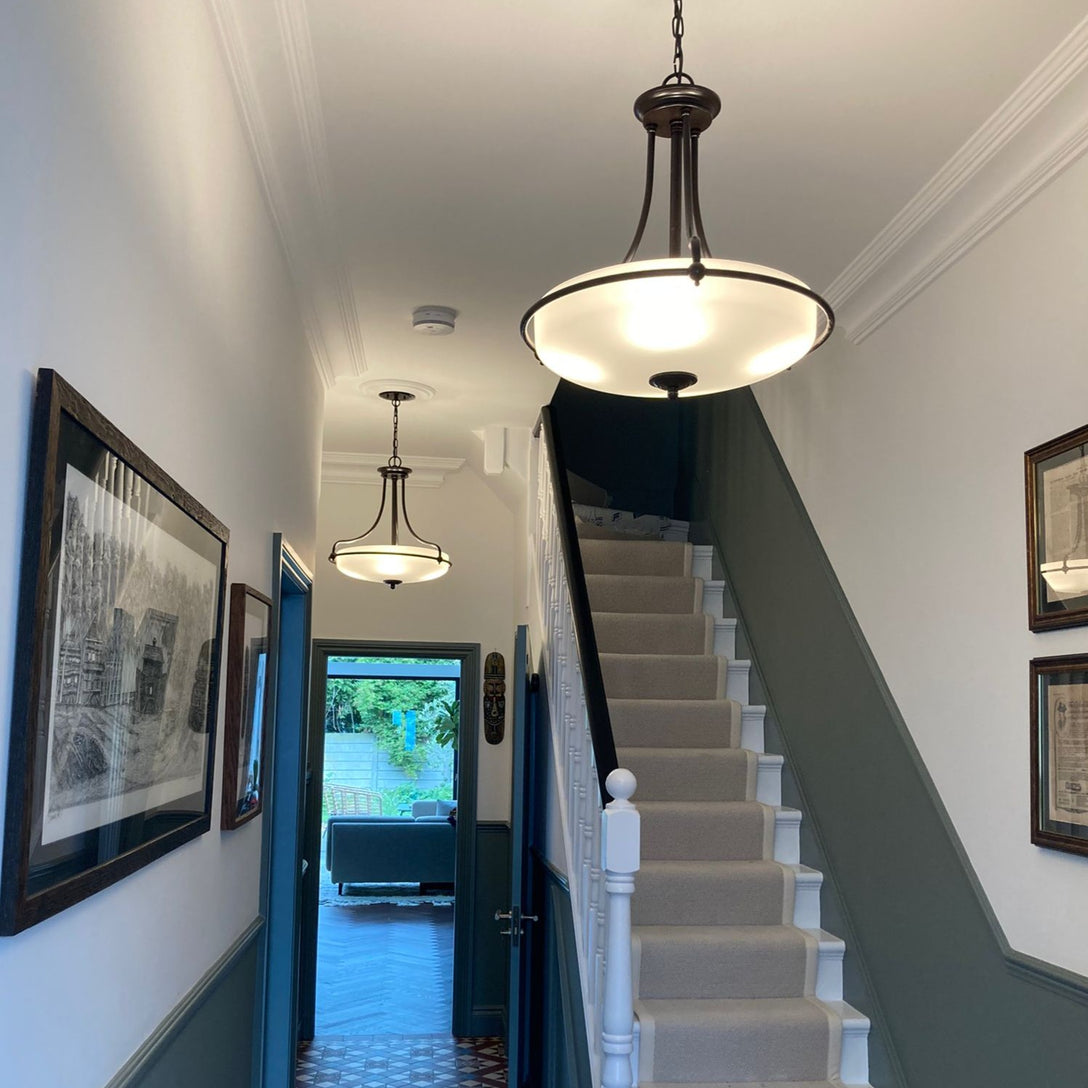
[325,800,456,892]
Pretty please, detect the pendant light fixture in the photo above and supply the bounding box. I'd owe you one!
[521,0,834,399]
[329,391,452,589]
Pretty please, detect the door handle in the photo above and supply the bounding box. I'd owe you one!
[495,907,538,937]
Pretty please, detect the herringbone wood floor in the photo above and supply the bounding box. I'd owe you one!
[300,902,505,1085]
[315,901,454,1035]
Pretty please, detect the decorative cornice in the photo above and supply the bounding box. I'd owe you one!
[206,0,367,386]
[321,451,465,488]
[275,0,367,377]
[826,15,1088,343]
[207,0,337,388]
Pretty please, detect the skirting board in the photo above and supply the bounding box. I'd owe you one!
[104,916,264,1088]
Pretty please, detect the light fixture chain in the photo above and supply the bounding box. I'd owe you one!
[389,395,402,467]
[671,0,684,80]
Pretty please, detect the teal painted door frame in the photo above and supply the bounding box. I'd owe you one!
[504,625,536,1085]
[256,536,313,1088]
[303,639,481,1037]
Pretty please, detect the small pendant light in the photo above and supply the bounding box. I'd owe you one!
[521,0,834,399]
[329,391,452,589]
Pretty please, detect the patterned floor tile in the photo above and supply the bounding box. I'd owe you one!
[296,1035,506,1088]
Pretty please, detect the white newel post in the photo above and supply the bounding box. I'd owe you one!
[601,767,640,1088]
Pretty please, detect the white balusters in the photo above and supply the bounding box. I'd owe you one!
[530,427,639,1088]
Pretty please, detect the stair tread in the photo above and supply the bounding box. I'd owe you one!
[642,1082,852,1088]
[580,537,691,577]
[638,995,827,1016]
[635,923,809,941]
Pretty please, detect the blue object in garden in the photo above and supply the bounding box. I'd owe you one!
[405,710,417,750]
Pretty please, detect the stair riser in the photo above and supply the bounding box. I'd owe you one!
[617,749,754,802]
[641,1007,832,1083]
[741,705,766,752]
[638,805,800,865]
[639,806,772,862]
[726,659,750,703]
[602,655,724,701]
[634,867,792,928]
[757,752,784,805]
[588,575,703,615]
[713,617,737,658]
[580,539,692,577]
[634,932,810,1000]
[608,700,741,749]
[593,613,712,656]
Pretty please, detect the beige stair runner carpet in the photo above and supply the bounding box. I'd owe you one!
[583,536,865,1088]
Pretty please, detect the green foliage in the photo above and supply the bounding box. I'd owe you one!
[324,675,457,777]
[431,697,459,750]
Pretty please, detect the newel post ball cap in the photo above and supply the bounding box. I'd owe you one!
[606,767,637,803]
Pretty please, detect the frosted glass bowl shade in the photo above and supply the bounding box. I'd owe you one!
[523,257,833,398]
[331,544,452,585]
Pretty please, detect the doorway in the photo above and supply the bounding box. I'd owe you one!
[299,640,481,1041]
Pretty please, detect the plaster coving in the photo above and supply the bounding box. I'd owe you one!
[322,450,465,488]
[206,0,367,387]
[825,14,1088,343]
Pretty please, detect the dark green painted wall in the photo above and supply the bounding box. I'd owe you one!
[687,390,1088,1088]
[528,857,593,1088]
[550,381,684,517]
[108,921,260,1088]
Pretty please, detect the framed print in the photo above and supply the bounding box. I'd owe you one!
[1026,424,1088,631]
[1031,655,1088,857]
[0,370,228,934]
[220,584,271,830]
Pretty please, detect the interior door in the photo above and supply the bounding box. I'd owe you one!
[503,624,536,1086]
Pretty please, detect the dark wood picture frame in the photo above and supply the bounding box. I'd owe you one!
[0,370,229,934]
[220,583,272,830]
[1030,654,1088,857]
[1026,423,1088,631]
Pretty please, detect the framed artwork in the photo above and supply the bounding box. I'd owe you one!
[1031,655,1088,857]
[1026,424,1088,631]
[0,370,228,934]
[220,584,271,830]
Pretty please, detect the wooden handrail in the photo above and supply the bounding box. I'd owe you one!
[540,406,618,803]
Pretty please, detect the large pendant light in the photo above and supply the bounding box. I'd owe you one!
[521,0,834,399]
[329,391,452,589]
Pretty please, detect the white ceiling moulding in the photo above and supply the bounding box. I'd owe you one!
[206,0,367,387]
[826,15,1088,344]
[322,451,465,488]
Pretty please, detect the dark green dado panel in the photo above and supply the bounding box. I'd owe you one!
[688,390,1088,1088]
[550,380,684,517]
[465,822,511,1037]
[106,918,261,1088]
[529,855,593,1088]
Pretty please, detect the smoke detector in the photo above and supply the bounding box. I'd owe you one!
[412,306,457,335]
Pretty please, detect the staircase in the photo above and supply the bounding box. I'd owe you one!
[583,534,871,1088]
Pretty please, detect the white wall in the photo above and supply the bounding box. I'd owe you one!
[0,4,323,1086]
[314,467,525,821]
[755,149,1088,977]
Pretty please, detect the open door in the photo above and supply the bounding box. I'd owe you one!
[503,625,536,1086]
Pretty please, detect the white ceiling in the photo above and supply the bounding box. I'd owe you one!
[210,0,1087,462]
